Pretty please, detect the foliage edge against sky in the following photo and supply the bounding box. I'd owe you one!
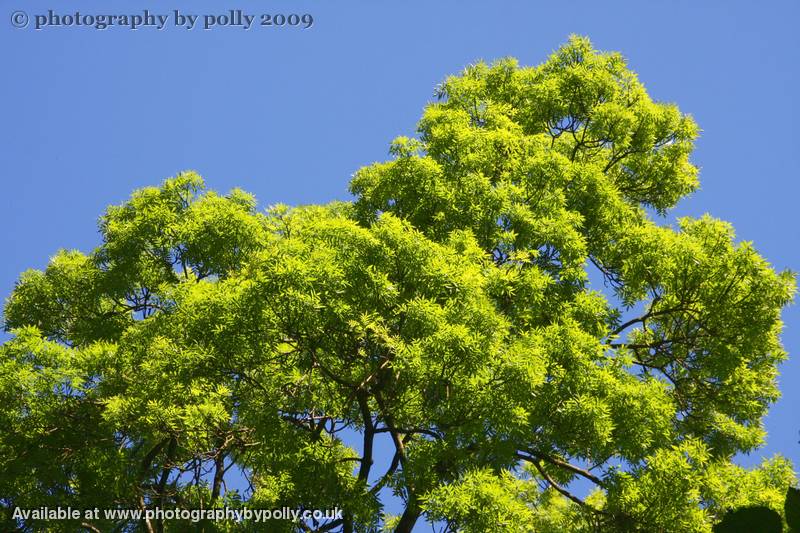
[1,36,797,532]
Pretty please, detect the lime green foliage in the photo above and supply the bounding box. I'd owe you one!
[1,37,796,532]
[422,469,534,531]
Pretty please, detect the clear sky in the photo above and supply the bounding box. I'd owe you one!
[2,0,799,524]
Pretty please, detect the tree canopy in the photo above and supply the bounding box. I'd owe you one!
[1,36,797,532]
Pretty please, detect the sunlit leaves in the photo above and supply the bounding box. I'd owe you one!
[1,36,796,532]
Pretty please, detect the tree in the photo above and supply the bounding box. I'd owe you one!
[1,36,796,532]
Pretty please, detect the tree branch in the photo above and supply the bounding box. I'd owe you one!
[529,459,591,509]
[517,450,605,487]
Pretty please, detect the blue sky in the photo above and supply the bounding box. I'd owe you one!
[2,0,799,525]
